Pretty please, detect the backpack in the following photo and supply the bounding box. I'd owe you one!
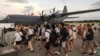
[60,28,69,41]
[46,30,58,44]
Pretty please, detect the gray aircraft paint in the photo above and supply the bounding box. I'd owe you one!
[0,6,100,25]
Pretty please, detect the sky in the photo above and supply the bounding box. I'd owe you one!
[0,0,100,20]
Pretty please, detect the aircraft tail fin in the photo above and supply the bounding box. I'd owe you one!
[63,5,68,17]
[63,5,67,14]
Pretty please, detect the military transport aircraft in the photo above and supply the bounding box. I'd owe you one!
[0,5,100,25]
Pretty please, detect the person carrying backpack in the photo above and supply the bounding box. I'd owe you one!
[58,23,69,56]
[44,24,54,56]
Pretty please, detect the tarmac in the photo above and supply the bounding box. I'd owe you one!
[0,27,100,56]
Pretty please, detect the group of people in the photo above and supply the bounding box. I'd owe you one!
[14,22,100,56]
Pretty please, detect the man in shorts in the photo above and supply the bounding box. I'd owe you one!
[59,23,69,56]
[83,24,94,55]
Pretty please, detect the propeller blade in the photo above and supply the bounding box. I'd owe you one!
[50,10,52,14]
[44,14,46,16]
[55,11,60,14]
[42,11,44,15]
[53,7,55,13]
[39,13,42,16]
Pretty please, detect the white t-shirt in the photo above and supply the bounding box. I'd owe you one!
[28,29,34,35]
[45,29,51,42]
[69,29,73,40]
[41,27,45,38]
[73,26,77,32]
[15,32,23,41]
[92,25,95,32]
[92,26,95,29]
[55,27,60,33]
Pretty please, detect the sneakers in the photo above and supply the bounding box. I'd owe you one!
[57,52,60,56]
[94,50,97,53]
[54,51,60,56]
[97,47,100,49]
[54,51,68,56]
[82,52,88,55]
[65,54,68,56]
[54,51,58,55]
[82,52,95,55]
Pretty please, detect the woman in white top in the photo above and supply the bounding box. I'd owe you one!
[72,25,77,39]
[27,25,34,52]
[55,25,60,36]
[67,25,74,51]
[81,24,87,51]
[39,24,46,48]
[44,24,54,56]
[15,28,23,50]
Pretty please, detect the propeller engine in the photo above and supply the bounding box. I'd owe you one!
[49,7,60,21]
[39,10,46,22]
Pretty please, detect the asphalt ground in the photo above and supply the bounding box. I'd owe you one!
[16,30,100,56]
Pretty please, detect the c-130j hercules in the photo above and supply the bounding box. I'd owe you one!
[0,5,100,25]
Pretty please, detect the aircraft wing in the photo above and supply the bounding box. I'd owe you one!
[48,8,100,19]
[67,17,79,18]
[66,8,100,15]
